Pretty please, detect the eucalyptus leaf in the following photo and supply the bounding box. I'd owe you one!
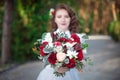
[55,62,62,68]
[87,61,93,65]
[43,46,53,53]
[54,71,65,77]
[82,35,89,39]
[38,56,43,60]
[64,58,69,64]
[76,60,84,69]
[42,32,47,39]
[57,32,68,38]
[42,55,50,66]
[37,39,42,44]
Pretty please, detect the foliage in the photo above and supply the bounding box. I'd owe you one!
[0,0,80,62]
[10,0,50,62]
[0,2,4,58]
[108,20,120,42]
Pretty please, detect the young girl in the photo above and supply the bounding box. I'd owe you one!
[36,3,87,80]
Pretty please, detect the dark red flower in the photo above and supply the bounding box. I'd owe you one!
[74,43,81,51]
[48,53,57,65]
[71,33,80,43]
[77,50,83,61]
[51,32,57,42]
[39,46,45,56]
[51,10,55,16]
[57,37,71,43]
[39,42,48,56]
[42,42,48,45]
[66,58,76,68]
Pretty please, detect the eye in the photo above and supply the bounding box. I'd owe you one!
[57,15,62,18]
[65,15,70,18]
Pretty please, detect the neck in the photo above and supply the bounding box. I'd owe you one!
[58,28,69,32]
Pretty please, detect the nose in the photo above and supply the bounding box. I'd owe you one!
[61,17,65,22]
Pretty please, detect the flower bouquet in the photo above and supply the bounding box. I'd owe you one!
[32,32,90,77]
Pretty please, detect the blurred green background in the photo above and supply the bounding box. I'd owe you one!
[0,0,120,64]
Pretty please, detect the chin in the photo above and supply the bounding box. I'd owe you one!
[61,27,69,30]
[61,28,68,31]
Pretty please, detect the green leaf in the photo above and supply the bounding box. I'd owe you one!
[82,43,88,49]
[54,71,66,77]
[75,60,84,69]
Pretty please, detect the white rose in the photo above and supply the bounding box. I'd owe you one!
[56,52,66,62]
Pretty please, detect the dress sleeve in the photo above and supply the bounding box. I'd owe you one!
[76,33,88,54]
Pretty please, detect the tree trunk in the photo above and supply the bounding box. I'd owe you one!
[1,0,14,64]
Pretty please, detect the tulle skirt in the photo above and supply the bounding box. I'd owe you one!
[36,65,80,80]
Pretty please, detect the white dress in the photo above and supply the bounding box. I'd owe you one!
[36,65,80,80]
[36,29,87,80]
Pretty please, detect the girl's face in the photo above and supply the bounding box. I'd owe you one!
[55,9,71,31]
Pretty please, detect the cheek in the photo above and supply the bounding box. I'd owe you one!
[67,19,71,24]
[55,18,60,24]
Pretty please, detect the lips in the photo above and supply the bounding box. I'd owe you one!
[61,23,66,26]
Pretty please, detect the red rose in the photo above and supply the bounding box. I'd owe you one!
[77,50,83,61]
[66,58,76,68]
[39,42,48,56]
[42,42,48,45]
[48,53,57,65]
[57,37,70,42]
[39,46,45,56]
[71,33,80,43]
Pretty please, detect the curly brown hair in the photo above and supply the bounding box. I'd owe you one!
[50,3,80,33]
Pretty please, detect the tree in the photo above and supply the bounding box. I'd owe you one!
[1,0,14,64]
